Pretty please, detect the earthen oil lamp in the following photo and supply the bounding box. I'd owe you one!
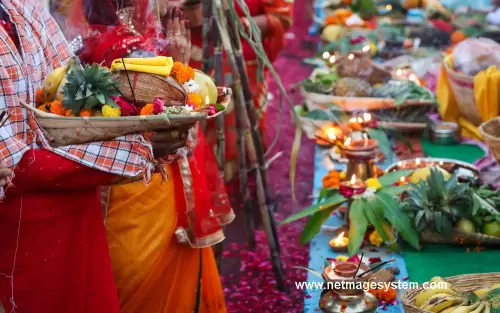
[329,232,349,252]
[320,261,378,313]
[342,136,379,181]
[315,125,344,148]
[348,113,376,141]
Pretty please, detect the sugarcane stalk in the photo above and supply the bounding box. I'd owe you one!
[201,0,212,73]
[213,3,256,249]
[218,0,285,290]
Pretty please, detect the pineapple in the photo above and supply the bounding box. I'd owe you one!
[333,77,372,97]
[62,64,120,115]
[402,167,475,233]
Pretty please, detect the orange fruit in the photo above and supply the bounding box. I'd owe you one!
[450,31,466,44]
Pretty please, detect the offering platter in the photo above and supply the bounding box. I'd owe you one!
[386,157,479,181]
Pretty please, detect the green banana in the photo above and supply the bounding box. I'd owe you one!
[450,301,482,313]
[421,293,463,313]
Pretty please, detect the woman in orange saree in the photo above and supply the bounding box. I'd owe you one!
[67,0,233,312]
[189,0,293,181]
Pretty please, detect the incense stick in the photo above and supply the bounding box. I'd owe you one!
[356,258,395,278]
[353,252,364,278]
[121,58,138,106]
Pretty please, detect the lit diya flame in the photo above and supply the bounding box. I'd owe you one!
[222,87,227,95]
[344,137,352,147]
[205,95,210,105]
[323,52,331,60]
[349,117,357,124]
[362,45,370,52]
[396,69,403,77]
[386,4,392,10]
[348,54,355,60]
[329,55,336,63]
[357,117,363,123]
[416,158,421,166]
[363,133,369,147]
[350,174,357,185]
[329,232,349,252]
[326,127,337,140]
[363,113,372,122]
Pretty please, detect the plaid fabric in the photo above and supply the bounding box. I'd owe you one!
[0,0,155,179]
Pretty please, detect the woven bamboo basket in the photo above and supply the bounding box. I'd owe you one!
[421,229,500,245]
[113,72,187,106]
[402,273,500,313]
[22,89,231,147]
[479,117,500,164]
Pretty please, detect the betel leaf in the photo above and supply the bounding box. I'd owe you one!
[281,192,346,225]
[366,128,392,158]
[304,110,331,121]
[484,288,500,313]
[378,170,415,187]
[300,205,339,245]
[365,199,400,253]
[376,193,420,250]
[348,198,369,255]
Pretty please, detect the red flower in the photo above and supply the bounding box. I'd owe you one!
[339,184,354,198]
[112,96,138,116]
[368,257,382,264]
[350,36,365,45]
[152,98,165,114]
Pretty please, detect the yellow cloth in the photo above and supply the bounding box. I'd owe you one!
[436,60,500,140]
[106,164,227,313]
[110,57,173,76]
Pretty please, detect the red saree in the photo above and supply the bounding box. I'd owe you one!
[0,150,120,313]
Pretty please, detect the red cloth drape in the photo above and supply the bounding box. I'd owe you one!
[0,150,120,313]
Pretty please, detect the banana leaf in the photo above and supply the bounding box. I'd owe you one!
[376,193,420,250]
[378,170,414,186]
[348,198,369,255]
[365,198,400,253]
[366,128,392,159]
[484,288,500,313]
[281,192,346,225]
[300,204,341,245]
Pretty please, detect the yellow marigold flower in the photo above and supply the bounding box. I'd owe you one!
[369,230,384,247]
[140,103,155,116]
[335,255,349,262]
[102,105,121,117]
[187,93,202,108]
[366,178,382,190]
[339,172,347,180]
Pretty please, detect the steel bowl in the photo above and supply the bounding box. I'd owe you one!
[429,122,460,145]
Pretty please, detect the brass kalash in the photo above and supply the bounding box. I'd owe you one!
[320,262,378,313]
[342,135,380,181]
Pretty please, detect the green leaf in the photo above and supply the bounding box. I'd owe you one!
[304,110,330,121]
[379,170,415,187]
[281,192,346,225]
[415,210,426,232]
[365,199,400,253]
[83,96,98,109]
[377,193,420,250]
[348,199,369,255]
[484,288,500,313]
[95,92,105,104]
[300,205,338,245]
[380,185,410,197]
[366,128,392,158]
[467,292,480,304]
[293,266,325,281]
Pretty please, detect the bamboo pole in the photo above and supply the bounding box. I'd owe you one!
[212,2,257,250]
[216,0,285,289]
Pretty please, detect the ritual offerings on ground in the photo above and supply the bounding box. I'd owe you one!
[31,57,229,146]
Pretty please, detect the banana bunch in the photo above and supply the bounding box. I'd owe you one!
[415,277,464,313]
[42,58,75,102]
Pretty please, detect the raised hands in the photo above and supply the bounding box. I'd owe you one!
[163,8,192,64]
[0,162,12,187]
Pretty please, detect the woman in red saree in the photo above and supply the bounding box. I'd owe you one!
[188,0,293,181]
[66,0,233,312]
[0,0,159,312]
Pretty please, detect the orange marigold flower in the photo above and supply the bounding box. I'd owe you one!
[79,109,93,117]
[37,104,50,112]
[65,109,76,117]
[140,103,155,116]
[49,100,66,116]
[187,93,202,108]
[170,62,189,84]
[35,89,45,105]
[186,66,195,80]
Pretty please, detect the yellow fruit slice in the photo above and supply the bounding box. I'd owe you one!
[410,166,451,184]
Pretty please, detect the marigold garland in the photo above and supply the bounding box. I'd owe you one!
[170,62,189,84]
[49,100,66,116]
[368,230,383,247]
[322,170,341,188]
[186,94,202,108]
[65,109,75,117]
[140,103,155,116]
[37,104,50,113]
[186,66,195,80]
[368,286,397,302]
[102,105,121,117]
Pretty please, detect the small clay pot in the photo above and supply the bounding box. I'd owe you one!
[333,262,358,277]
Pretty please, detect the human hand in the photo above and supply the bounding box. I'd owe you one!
[163,7,192,64]
[0,162,12,187]
[149,126,192,158]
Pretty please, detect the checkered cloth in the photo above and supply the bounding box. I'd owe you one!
[0,0,155,181]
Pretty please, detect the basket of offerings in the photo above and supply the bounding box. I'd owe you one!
[301,54,435,130]
[32,57,229,146]
[480,117,500,164]
[402,273,500,313]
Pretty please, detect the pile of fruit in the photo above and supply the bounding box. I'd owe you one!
[413,276,500,313]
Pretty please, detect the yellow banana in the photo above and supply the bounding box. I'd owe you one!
[491,283,500,289]
[483,301,491,313]
[415,283,461,307]
[450,301,482,313]
[42,57,74,102]
[441,305,461,313]
[421,293,463,313]
[470,302,485,313]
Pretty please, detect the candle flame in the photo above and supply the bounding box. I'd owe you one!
[349,117,357,123]
[350,175,356,185]
[335,232,345,245]
[326,127,336,140]
[222,87,227,94]
[344,137,352,146]
[396,69,403,77]
[363,113,371,122]
[416,158,421,165]
[322,52,330,59]
[348,54,355,60]
[357,117,364,123]
[329,55,336,63]
[363,133,368,147]
[205,95,210,105]
[400,176,405,183]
